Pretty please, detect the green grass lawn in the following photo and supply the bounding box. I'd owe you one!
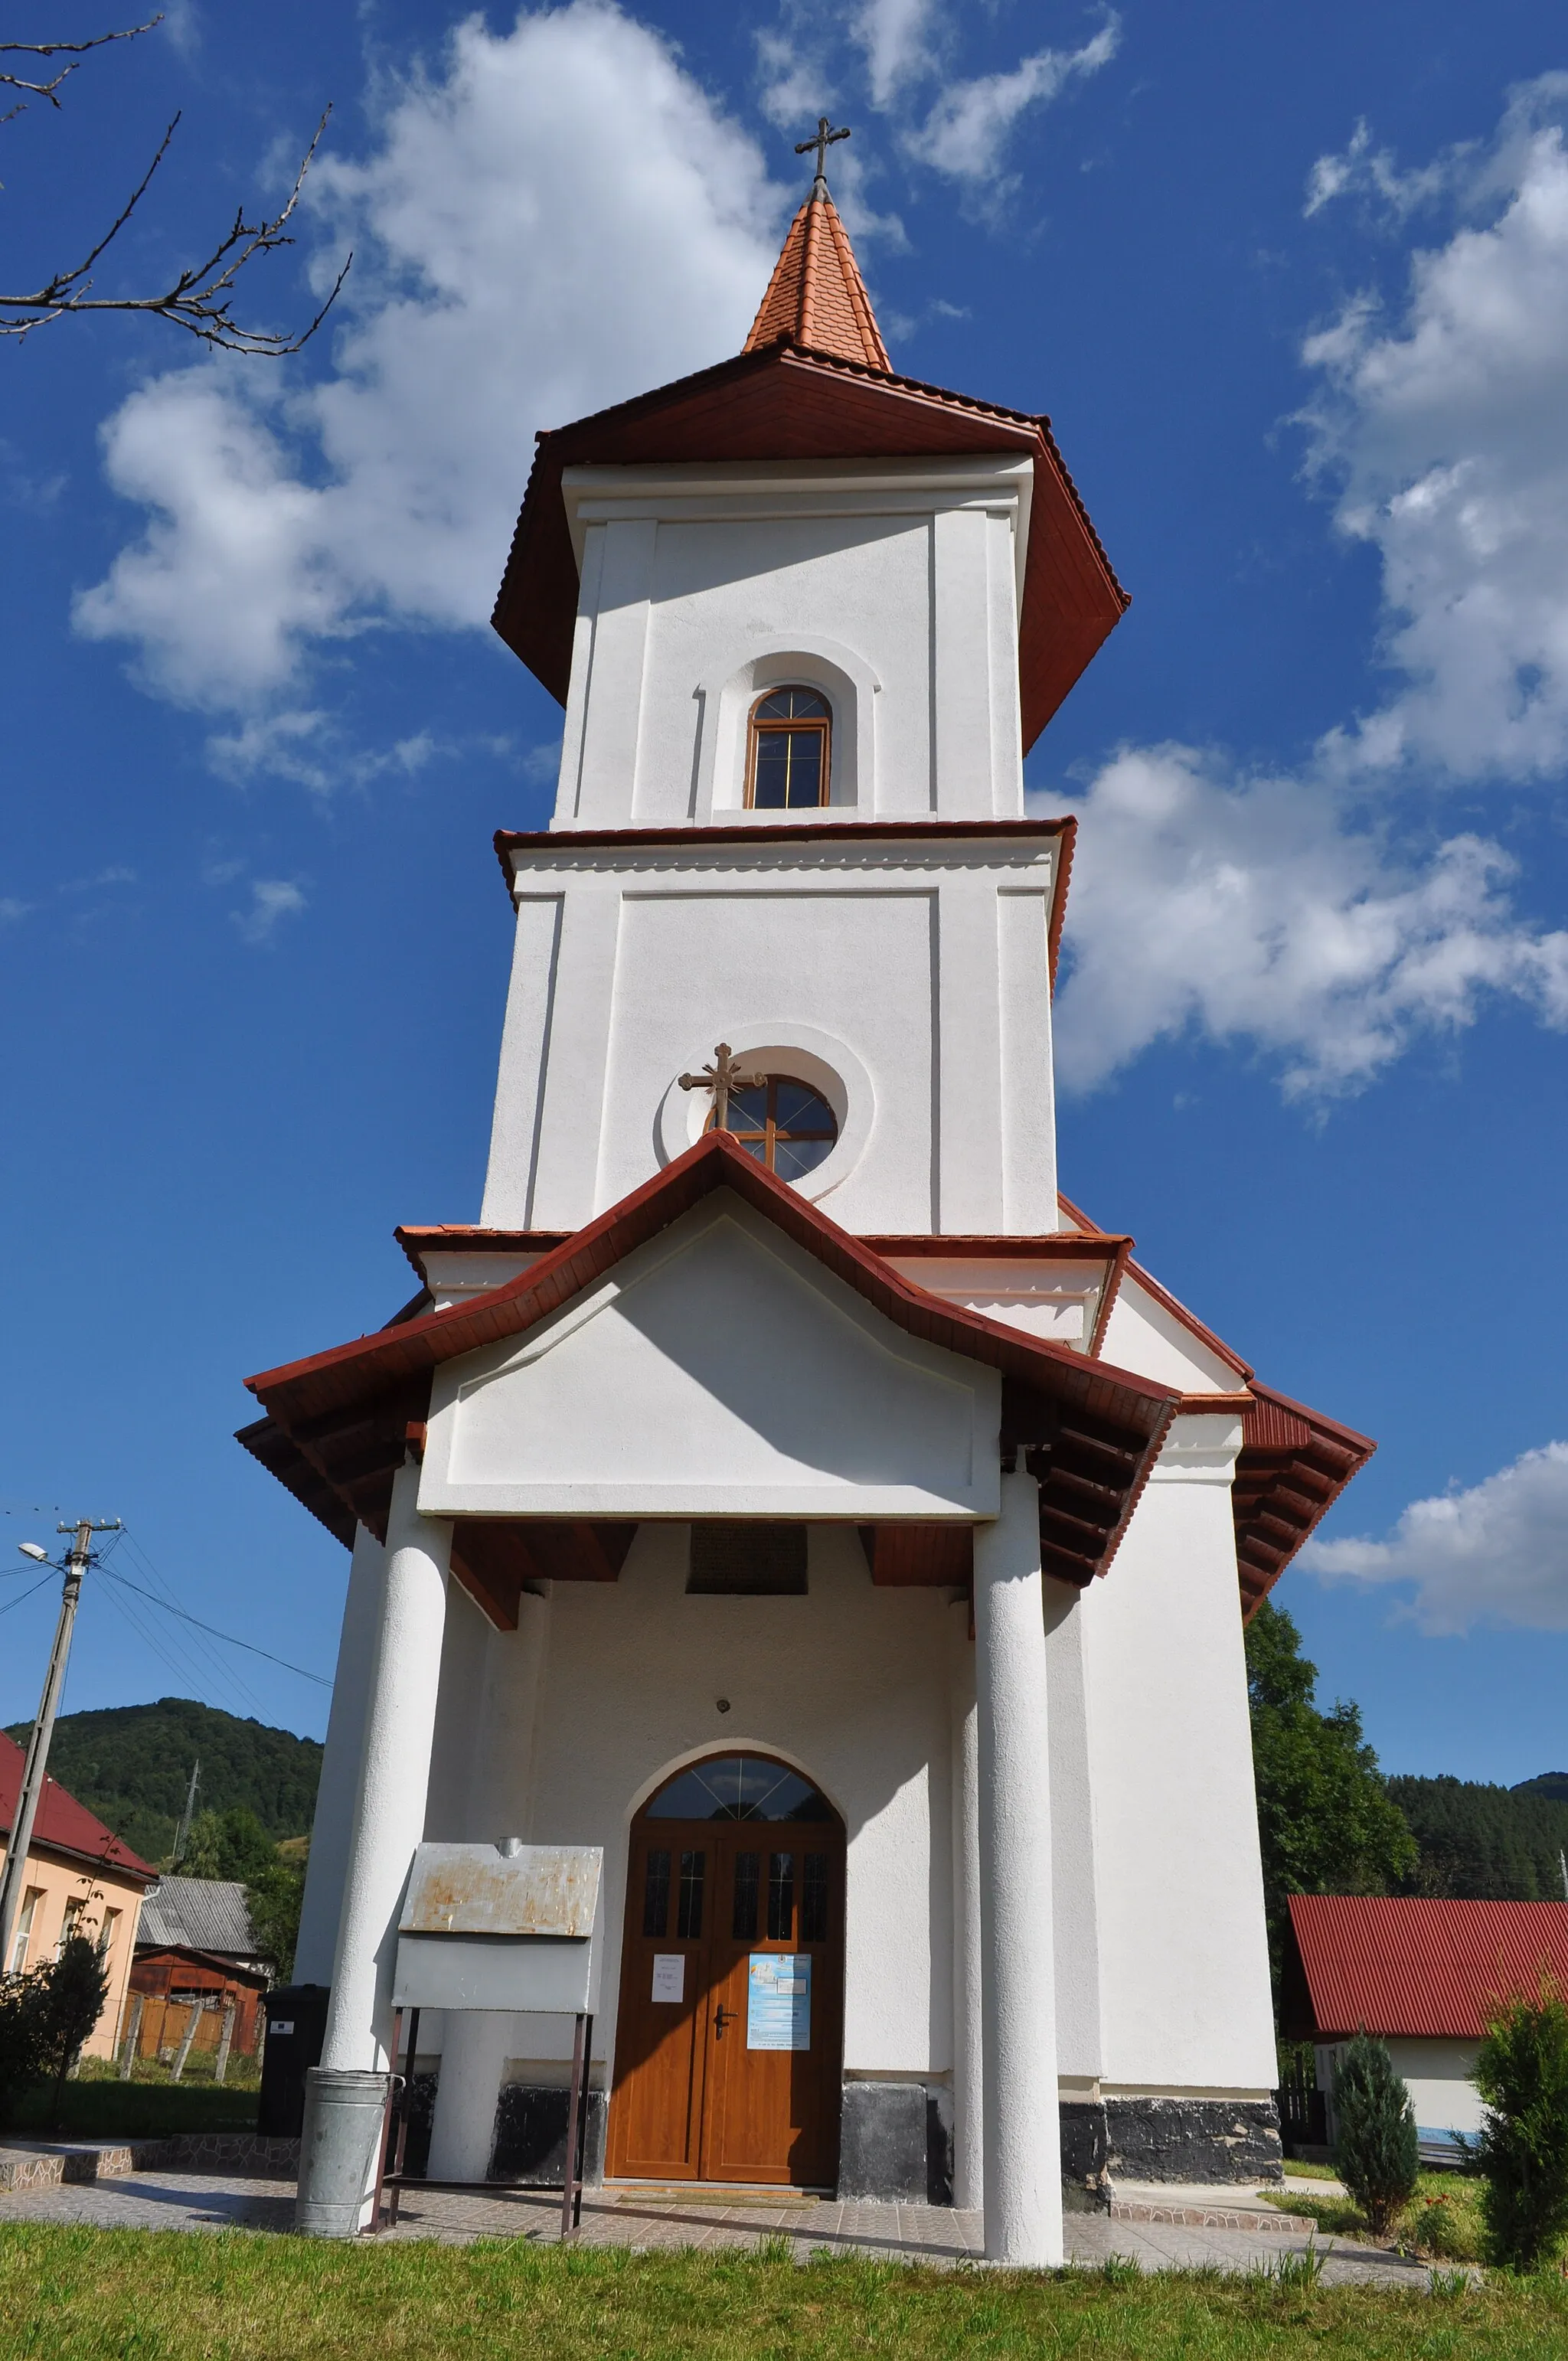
[2,2080,260,2141]
[1262,2171,1489,2264]
[2,2228,1566,2360]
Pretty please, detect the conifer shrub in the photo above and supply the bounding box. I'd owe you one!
[1331,2030,1418,2236]
[0,1936,109,2129]
[34,1934,110,2126]
[1472,1974,1568,2272]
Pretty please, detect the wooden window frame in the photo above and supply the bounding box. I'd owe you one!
[704,1075,838,1176]
[745,688,831,810]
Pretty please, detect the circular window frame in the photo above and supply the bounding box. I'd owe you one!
[655,1023,874,1206]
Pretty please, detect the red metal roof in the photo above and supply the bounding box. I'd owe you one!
[0,1729,158,1885]
[490,341,1127,754]
[1288,1894,1568,2040]
[745,191,890,371]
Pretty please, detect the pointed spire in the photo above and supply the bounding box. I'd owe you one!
[743,125,892,373]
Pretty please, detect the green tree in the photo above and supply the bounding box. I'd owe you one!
[181,1805,278,1885]
[1331,2030,1418,2236]
[1472,1977,1568,2271]
[1246,1601,1417,1983]
[0,1970,48,2128]
[245,1856,306,1985]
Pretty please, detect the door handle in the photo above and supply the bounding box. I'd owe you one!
[714,2004,740,2040]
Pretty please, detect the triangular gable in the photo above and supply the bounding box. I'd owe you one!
[424,1191,996,1522]
[243,1133,1178,1588]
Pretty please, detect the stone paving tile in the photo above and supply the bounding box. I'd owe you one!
[0,2168,1430,2286]
[0,2172,295,2235]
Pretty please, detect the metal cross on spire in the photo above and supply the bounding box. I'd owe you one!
[795,116,851,194]
[679,1043,767,1135]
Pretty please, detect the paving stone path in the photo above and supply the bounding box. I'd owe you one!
[0,2167,1435,2286]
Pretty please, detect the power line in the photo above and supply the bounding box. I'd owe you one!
[0,1573,54,1619]
[110,1528,266,1718]
[99,1566,330,1687]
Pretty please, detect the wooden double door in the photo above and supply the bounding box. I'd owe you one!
[607,1770,844,2188]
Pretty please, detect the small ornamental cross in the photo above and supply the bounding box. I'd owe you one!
[796,117,851,187]
[680,1043,766,1134]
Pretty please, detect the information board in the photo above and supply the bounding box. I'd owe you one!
[747,1953,811,2050]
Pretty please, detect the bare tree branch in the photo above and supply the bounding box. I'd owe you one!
[2,21,348,354]
[1,19,162,120]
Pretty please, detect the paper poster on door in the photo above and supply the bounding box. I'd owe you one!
[651,1953,685,2003]
[747,1954,810,2049]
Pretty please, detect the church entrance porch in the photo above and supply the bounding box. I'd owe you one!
[607,1753,844,2189]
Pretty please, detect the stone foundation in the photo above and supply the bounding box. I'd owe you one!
[1102,2098,1282,2185]
[838,2081,952,2203]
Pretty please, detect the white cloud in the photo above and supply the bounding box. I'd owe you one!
[76,5,784,729]
[1049,80,1568,1097]
[906,19,1119,185]
[1307,1442,1568,1634]
[1046,746,1568,1096]
[232,879,307,945]
[856,0,944,109]
[1301,77,1568,785]
[1303,118,1463,221]
[0,897,31,925]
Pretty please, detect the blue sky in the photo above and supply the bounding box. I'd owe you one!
[3,0,1567,1785]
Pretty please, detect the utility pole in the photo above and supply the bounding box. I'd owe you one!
[172,1759,201,1871]
[0,1518,119,1974]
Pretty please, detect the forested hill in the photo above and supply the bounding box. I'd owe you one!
[1389,1774,1568,1902]
[2,1699,322,1870]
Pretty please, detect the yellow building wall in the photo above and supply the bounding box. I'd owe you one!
[0,1843,149,2060]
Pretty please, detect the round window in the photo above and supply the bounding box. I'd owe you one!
[707,1075,838,1179]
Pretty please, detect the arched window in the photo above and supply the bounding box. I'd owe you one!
[645,1754,840,1824]
[708,1076,838,1178]
[747,687,830,808]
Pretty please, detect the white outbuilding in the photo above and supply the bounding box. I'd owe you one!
[243,156,1374,2256]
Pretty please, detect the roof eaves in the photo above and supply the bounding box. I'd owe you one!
[249,1133,1178,1433]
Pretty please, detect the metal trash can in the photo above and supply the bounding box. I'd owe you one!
[257,1984,330,2138]
[296,2065,390,2238]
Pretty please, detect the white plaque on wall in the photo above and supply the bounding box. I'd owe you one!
[652,1953,685,2003]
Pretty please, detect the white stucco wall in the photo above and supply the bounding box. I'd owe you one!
[1076,1418,1277,2097]
[422,1194,1001,1524]
[481,835,1062,1237]
[554,458,1031,829]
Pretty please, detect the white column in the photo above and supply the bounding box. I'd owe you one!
[293,1523,387,1987]
[427,2011,516,2182]
[950,1641,984,2211]
[320,1461,452,2075]
[975,1469,1063,2266]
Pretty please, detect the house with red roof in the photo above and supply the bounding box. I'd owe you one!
[1283,1893,1568,2153]
[0,1729,158,2059]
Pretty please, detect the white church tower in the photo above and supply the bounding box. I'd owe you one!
[243,142,1374,2254]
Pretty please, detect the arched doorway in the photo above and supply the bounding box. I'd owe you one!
[606,1753,846,2187]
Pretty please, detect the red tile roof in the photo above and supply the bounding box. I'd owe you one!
[0,1730,158,1885]
[744,191,891,371]
[1288,1894,1568,2040]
